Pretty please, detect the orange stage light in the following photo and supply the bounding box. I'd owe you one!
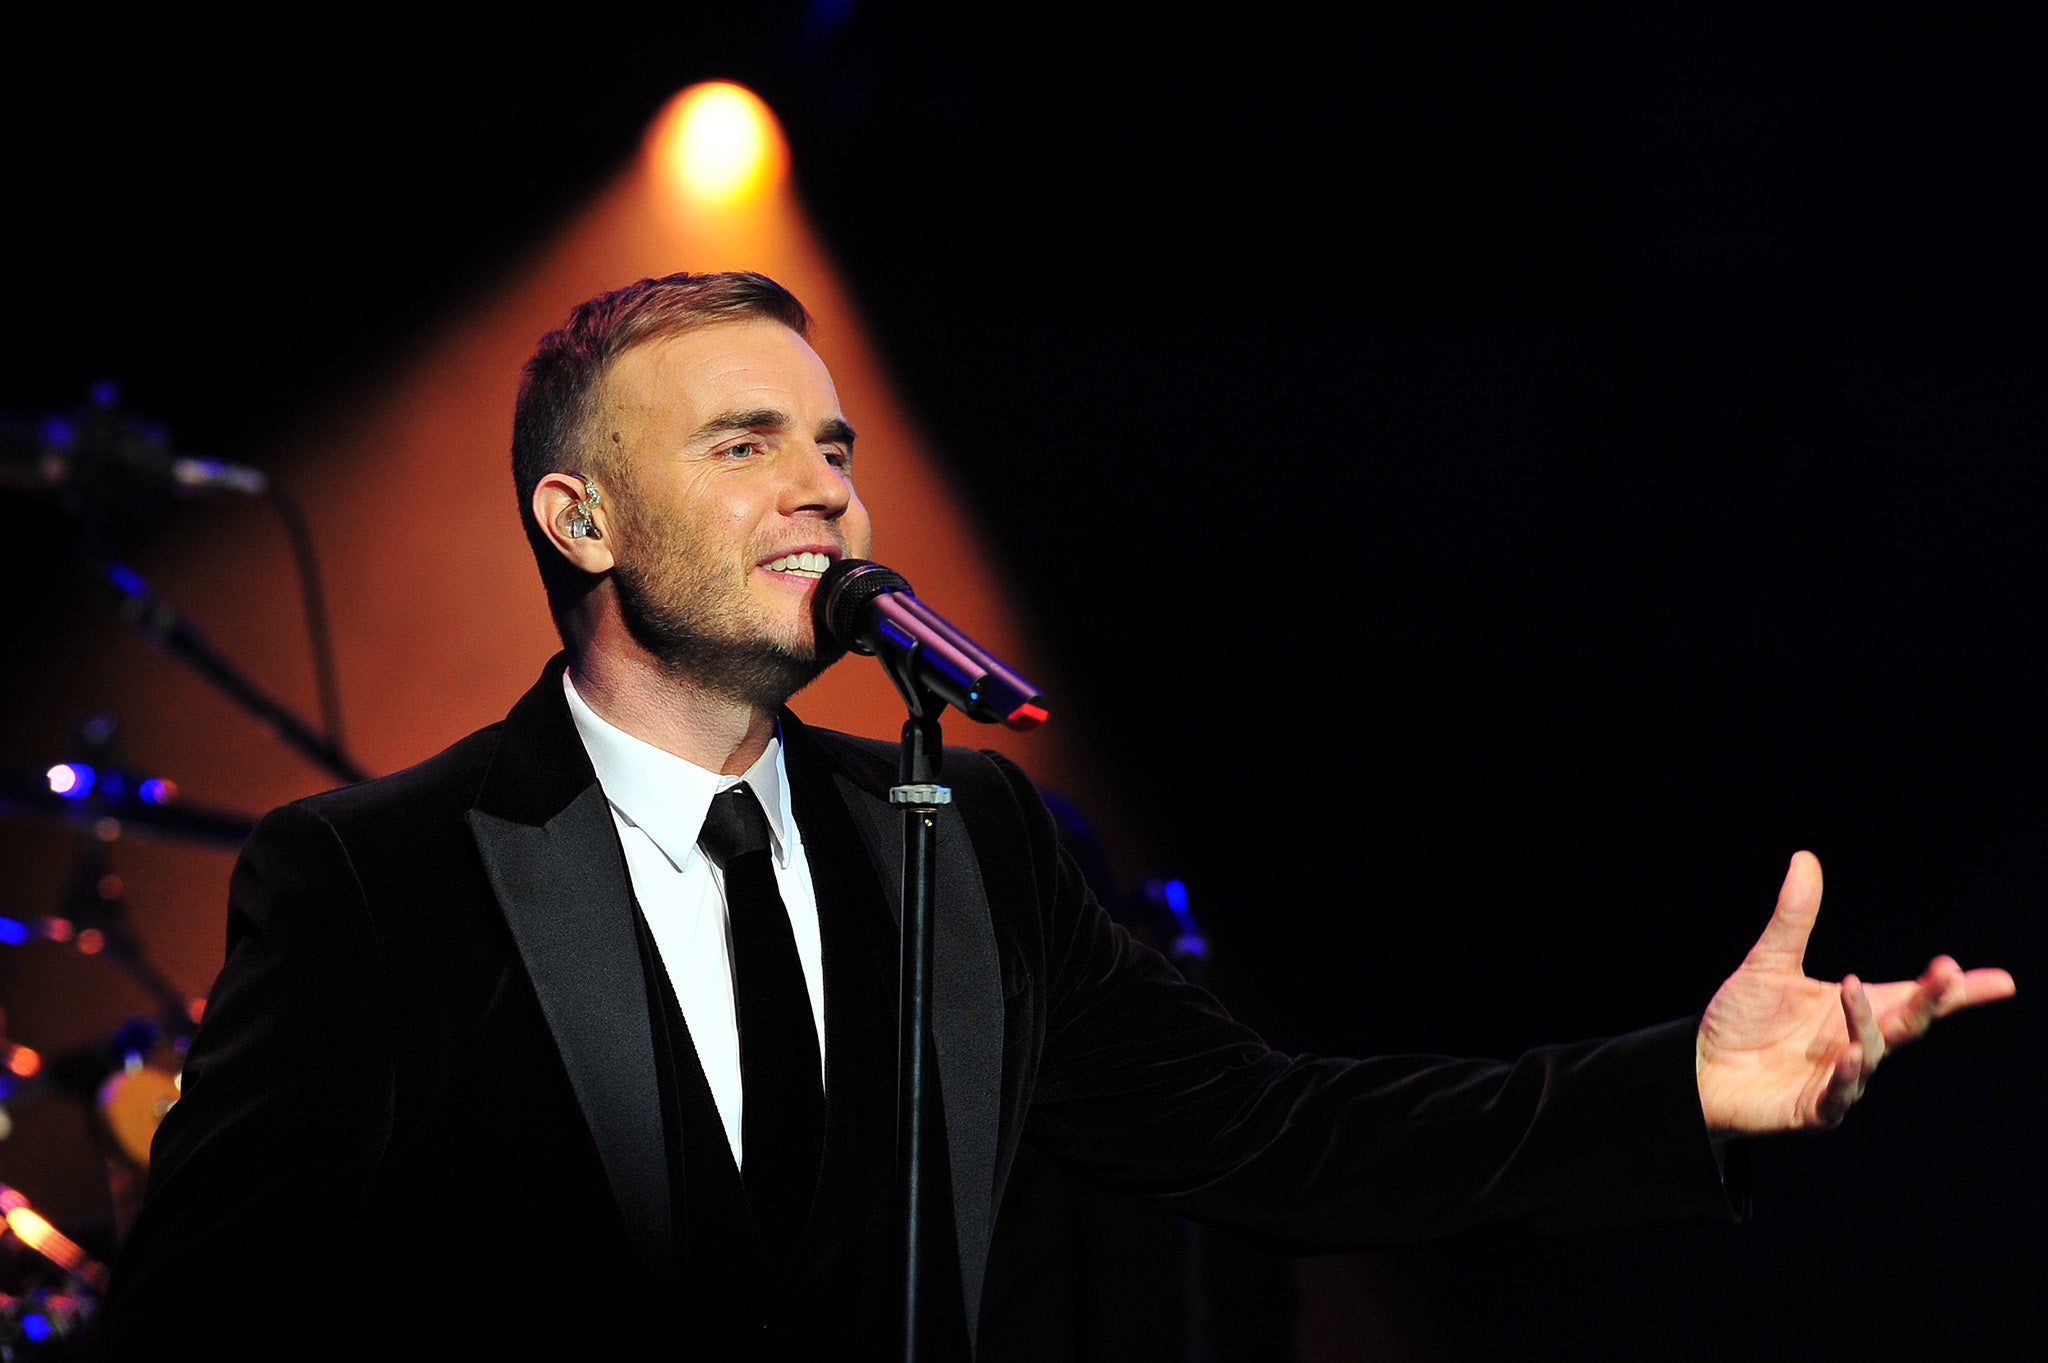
[4,1201,110,1289]
[648,81,789,207]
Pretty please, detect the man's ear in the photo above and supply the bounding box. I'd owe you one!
[533,471,615,573]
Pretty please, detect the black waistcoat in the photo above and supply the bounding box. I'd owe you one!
[629,768,919,1361]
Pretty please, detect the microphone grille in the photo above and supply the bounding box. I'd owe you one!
[815,558,912,652]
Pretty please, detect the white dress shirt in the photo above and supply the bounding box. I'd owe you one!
[562,671,827,1170]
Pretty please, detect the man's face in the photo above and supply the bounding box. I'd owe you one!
[598,317,873,705]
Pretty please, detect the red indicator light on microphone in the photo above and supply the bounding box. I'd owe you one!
[1005,702,1049,731]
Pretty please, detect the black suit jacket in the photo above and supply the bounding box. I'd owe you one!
[96,657,1740,1359]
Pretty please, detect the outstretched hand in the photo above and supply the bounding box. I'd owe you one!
[1695,851,2016,1134]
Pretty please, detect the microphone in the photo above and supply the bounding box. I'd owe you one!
[1,389,269,500]
[815,559,1049,730]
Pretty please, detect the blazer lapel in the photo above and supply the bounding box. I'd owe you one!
[463,657,673,1276]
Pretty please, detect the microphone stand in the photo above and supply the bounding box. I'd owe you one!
[878,652,950,1363]
[815,556,1048,1357]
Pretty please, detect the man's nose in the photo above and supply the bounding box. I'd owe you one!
[784,447,853,517]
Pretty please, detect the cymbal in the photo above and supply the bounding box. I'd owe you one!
[0,768,257,850]
[99,1063,181,1170]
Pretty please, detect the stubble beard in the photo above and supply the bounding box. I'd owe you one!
[609,515,845,710]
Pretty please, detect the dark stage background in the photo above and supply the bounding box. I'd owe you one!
[5,5,2040,1358]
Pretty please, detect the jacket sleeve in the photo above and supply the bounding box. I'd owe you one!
[94,801,397,1358]
[960,748,1746,1251]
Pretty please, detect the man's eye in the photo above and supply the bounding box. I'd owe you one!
[824,448,852,470]
[723,441,761,459]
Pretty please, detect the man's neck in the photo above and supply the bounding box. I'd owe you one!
[565,646,778,776]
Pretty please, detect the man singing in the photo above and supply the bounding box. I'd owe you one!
[94,271,2015,1361]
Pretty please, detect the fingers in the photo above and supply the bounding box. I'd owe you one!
[1846,974,1884,1071]
[1951,964,2018,1009]
[1888,956,1962,1044]
[1745,850,1825,972]
[1819,975,1884,1127]
[1875,956,2020,1047]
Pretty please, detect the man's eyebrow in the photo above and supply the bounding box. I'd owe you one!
[684,409,855,451]
[817,417,856,451]
[687,408,788,443]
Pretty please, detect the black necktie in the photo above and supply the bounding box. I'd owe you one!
[698,782,824,1259]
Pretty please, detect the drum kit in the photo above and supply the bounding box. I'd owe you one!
[0,390,364,1354]
[0,725,249,1353]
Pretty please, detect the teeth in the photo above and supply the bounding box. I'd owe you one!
[766,552,831,577]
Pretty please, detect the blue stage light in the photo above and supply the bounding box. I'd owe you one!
[46,764,94,799]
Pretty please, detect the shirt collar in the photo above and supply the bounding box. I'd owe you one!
[562,669,793,873]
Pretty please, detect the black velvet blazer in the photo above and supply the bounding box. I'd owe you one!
[95,656,1739,1360]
